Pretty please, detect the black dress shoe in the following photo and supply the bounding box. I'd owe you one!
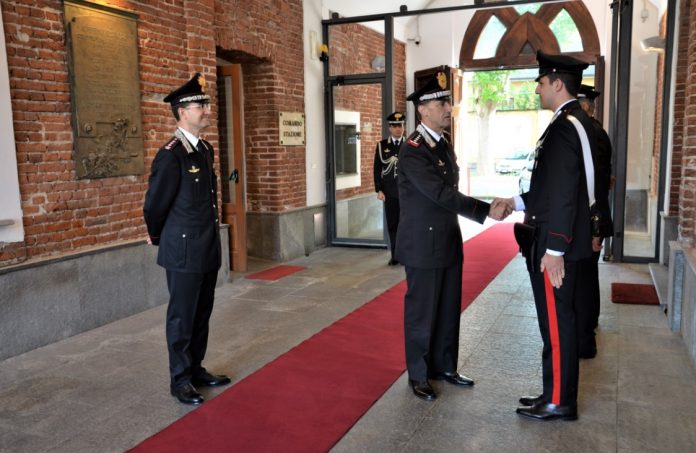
[171,383,204,405]
[191,371,231,387]
[388,258,399,266]
[430,371,474,386]
[516,402,577,421]
[409,380,437,401]
[518,394,545,406]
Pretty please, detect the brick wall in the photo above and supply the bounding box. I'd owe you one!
[679,0,696,241]
[671,0,691,217]
[214,0,306,213]
[0,0,304,267]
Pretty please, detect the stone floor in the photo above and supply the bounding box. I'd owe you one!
[1,238,695,452]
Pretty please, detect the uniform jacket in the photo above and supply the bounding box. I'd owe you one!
[144,135,221,273]
[396,124,490,269]
[373,136,401,198]
[521,100,594,263]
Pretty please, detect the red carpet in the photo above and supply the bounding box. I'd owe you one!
[245,264,306,281]
[130,223,518,453]
[611,282,660,305]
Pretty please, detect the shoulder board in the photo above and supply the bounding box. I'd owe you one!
[164,137,181,150]
[407,131,423,147]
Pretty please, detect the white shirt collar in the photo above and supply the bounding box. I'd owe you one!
[178,127,199,147]
[554,98,576,116]
[420,123,442,142]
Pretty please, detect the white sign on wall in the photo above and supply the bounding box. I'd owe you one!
[279,112,305,146]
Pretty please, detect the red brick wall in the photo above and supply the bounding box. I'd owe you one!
[328,22,407,201]
[0,0,304,267]
[214,0,306,213]
[679,0,696,241]
[671,0,690,217]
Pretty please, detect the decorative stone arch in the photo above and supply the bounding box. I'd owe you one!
[459,1,600,70]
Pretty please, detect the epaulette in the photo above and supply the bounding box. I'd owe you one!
[407,131,423,147]
[164,137,180,150]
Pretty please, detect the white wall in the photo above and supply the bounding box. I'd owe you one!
[0,4,24,243]
[303,0,328,207]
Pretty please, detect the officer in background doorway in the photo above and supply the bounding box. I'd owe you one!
[576,84,614,359]
[144,73,231,405]
[374,111,405,265]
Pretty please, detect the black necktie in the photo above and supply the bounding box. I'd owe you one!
[196,140,206,154]
[394,140,399,147]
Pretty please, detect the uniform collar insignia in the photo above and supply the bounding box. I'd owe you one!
[416,124,437,150]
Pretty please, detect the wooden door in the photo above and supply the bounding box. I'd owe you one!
[217,65,247,271]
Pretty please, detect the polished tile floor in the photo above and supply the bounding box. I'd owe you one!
[1,244,695,452]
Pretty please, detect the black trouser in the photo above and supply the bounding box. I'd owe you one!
[165,269,218,389]
[384,195,400,260]
[529,262,579,406]
[404,261,462,382]
[575,251,601,355]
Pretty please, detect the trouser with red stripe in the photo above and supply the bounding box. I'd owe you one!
[529,261,579,406]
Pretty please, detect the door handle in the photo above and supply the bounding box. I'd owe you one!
[229,169,239,183]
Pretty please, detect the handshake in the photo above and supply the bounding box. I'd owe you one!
[488,197,515,221]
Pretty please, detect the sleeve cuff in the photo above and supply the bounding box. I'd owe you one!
[513,195,525,211]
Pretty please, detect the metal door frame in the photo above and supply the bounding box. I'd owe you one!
[608,0,677,263]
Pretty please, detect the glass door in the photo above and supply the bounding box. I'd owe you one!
[328,80,387,246]
[611,0,676,261]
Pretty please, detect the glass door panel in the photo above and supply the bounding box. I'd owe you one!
[621,0,670,258]
[331,82,385,244]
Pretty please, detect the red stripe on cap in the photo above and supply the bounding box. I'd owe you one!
[544,271,562,405]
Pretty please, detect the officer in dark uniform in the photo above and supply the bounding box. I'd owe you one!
[575,84,614,358]
[495,52,596,420]
[374,111,405,265]
[396,71,501,401]
[144,73,231,405]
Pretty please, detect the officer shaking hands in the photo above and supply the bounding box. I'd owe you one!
[396,71,507,402]
[493,51,597,421]
[374,111,405,265]
[144,73,231,405]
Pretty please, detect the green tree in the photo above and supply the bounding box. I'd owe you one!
[472,70,508,175]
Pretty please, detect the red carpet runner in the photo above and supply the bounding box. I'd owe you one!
[131,223,518,453]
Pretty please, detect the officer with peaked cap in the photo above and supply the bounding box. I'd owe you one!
[374,111,405,265]
[575,84,613,360]
[493,51,597,420]
[144,73,231,405]
[396,71,503,401]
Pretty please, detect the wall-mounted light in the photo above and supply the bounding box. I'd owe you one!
[319,44,329,62]
[640,36,665,53]
[371,55,385,72]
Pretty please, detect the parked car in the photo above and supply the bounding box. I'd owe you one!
[495,150,531,175]
[518,150,535,193]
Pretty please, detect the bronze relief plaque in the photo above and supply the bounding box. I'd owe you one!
[65,1,144,179]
